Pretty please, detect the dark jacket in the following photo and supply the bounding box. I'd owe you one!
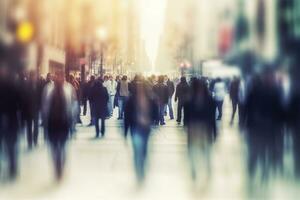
[184,94,217,140]
[167,80,175,98]
[153,83,169,105]
[0,78,22,138]
[175,81,190,103]
[124,83,158,137]
[23,80,40,119]
[229,79,240,102]
[89,81,109,119]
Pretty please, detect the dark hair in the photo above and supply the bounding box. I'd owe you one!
[122,75,127,81]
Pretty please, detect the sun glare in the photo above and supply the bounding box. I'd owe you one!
[139,0,167,71]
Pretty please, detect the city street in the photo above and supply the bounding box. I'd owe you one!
[0,98,299,200]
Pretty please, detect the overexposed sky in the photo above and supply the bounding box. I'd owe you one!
[139,0,167,69]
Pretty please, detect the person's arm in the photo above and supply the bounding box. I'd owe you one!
[175,85,179,102]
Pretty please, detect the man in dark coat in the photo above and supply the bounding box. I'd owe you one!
[84,75,96,126]
[175,76,190,124]
[184,78,216,180]
[153,75,169,125]
[229,76,241,124]
[124,77,157,182]
[89,78,109,138]
[166,76,175,120]
[23,71,40,149]
[0,68,22,180]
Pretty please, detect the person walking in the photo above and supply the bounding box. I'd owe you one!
[42,72,77,181]
[89,78,109,138]
[23,71,40,149]
[175,77,190,124]
[166,76,175,120]
[103,75,113,118]
[0,67,22,180]
[124,76,156,182]
[184,78,216,180]
[153,75,169,125]
[229,77,241,124]
[213,78,226,120]
[116,76,129,119]
[85,76,96,126]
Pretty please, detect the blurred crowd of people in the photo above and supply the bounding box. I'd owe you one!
[1,65,300,187]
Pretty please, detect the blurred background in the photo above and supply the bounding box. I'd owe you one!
[1,0,300,199]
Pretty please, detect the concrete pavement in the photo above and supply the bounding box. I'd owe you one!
[0,97,299,200]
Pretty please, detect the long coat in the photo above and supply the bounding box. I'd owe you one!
[89,81,109,119]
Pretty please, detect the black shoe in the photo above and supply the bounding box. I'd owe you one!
[87,123,94,127]
[170,117,174,120]
[160,122,166,126]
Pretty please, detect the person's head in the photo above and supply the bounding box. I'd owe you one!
[90,75,95,82]
[158,75,164,84]
[46,73,52,82]
[164,75,168,82]
[180,76,186,83]
[109,75,113,80]
[116,75,120,81]
[191,78,209,97]
[104,75,109,81]
[97,77,104,84]
[122,75,127,81]
[216,77,222,82]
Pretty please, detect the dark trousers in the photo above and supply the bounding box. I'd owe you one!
[216,100,223,119]
[82,99,87,116]
[231,100,238,123]
[158,104,166,124]
[131,128,150,182]
[89,101,94,124]
[50,139,67,180]
[95,117,105,137]
[26,115,39,148]
[0,132,18,179]
[177,102,184,123]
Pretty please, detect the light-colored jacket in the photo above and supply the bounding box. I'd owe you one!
[213,82,226,101]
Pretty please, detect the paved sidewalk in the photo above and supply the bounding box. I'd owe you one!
[0,98,299,200]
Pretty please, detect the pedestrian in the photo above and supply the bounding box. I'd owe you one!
[103,76,116,117]
[244,70,285,185]
[124,75,156,182]
[42,72,77,181]
[153,75,169,125]
[69,74,82,125]
[86,75,96,126]
[0,67,22,180]
[23,71,40,149]
[213,78,226,120]
[184,78,216,180]
[89,78,109,138]
[229,76,241,124]
[116,75,129,119]
[166,76,175,120]
[175,77,190,124]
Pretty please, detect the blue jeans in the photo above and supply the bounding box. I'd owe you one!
[167,97,174,119]
[131,128,150,181]
[159,104,166,124]
[118,96,127,118]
